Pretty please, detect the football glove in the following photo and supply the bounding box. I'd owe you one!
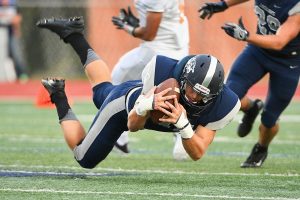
[112,6,139,36]
[221,17,249,41]
[198,0,228,20]
[121,6,139,28]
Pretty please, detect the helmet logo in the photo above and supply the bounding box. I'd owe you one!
[184,57,196,74]
[194,83,210,95]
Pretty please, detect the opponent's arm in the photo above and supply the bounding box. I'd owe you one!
[222,14,300,50]
[159,99,215,160]
[247,14,300,50]
[199,0,249,20]
[132,11,162,41]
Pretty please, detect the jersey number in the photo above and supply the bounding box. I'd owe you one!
[255,6,280,35]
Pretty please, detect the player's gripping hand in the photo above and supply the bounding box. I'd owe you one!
[198,0,228,20]
[159,98,194,139]
[221,17,249,41]
[112,6,139,36]
[158,97,184,125]
[135,87,175,117]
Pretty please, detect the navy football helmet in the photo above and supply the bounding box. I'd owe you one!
[179,54,224,116]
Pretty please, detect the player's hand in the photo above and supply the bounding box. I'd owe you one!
[157,96,185,124]
[153,87,177,111]
[221,17,249,41]
[198,0,228,20]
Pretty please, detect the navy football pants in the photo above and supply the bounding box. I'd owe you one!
[226,45,300,128]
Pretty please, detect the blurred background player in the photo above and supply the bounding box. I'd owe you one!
[37,16,240,168]
[0,0,28,82]
[199,0,300,167]
[111,0,190,160]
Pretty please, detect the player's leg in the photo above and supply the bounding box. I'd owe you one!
[241,60,300,168]
[226,46,266,137]
[74,101,129,169]
[41,78,86,150]
[37,17,111,88]
[37,17,118,167]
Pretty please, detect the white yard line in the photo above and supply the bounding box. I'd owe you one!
[0,188,299,200]
[0,165,298,177]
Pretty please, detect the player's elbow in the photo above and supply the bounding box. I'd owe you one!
[188,150,205,161]
[127,118,144,132]
[127,122,141,132]
[143,35,156,41]
[190,153,204,161]
[127,120,139,132]
[270,40,287,51]
[142,31,157,41]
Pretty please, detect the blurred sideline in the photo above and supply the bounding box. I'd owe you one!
[0,80,299,101]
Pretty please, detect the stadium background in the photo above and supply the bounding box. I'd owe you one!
[17,0,257,78]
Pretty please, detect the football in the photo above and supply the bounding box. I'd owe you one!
[150,78,180,124]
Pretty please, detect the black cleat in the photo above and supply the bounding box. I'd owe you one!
[114,142,130,154]
[238,99,264,137]
[241,143,268,168]
[36,16,84,42]
[41,78,66,101]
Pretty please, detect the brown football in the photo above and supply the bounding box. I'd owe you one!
[150,78,180,124]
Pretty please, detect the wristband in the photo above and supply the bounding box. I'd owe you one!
[123,24,135,36]
[174,112,189,128]
[135,94,154,116]
[180,123,194,139]
[174,112,194,139]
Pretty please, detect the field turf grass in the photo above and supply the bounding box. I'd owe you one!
[0,100,299,200]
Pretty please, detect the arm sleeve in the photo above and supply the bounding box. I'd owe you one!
[141,56,157,94]
[289,2,300,16]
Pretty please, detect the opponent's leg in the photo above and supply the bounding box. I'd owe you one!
[240,57,299,168]
[238,97,264,137]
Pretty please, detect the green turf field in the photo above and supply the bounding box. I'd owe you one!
[0,100,299,200]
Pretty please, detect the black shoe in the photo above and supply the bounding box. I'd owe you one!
[41,78,66,100]
[36,16,84,42]
[241,143,268,168]
[114,142,130,154]
[238,99,264,137]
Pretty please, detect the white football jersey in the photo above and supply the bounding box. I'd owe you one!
[134,0,189,53]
